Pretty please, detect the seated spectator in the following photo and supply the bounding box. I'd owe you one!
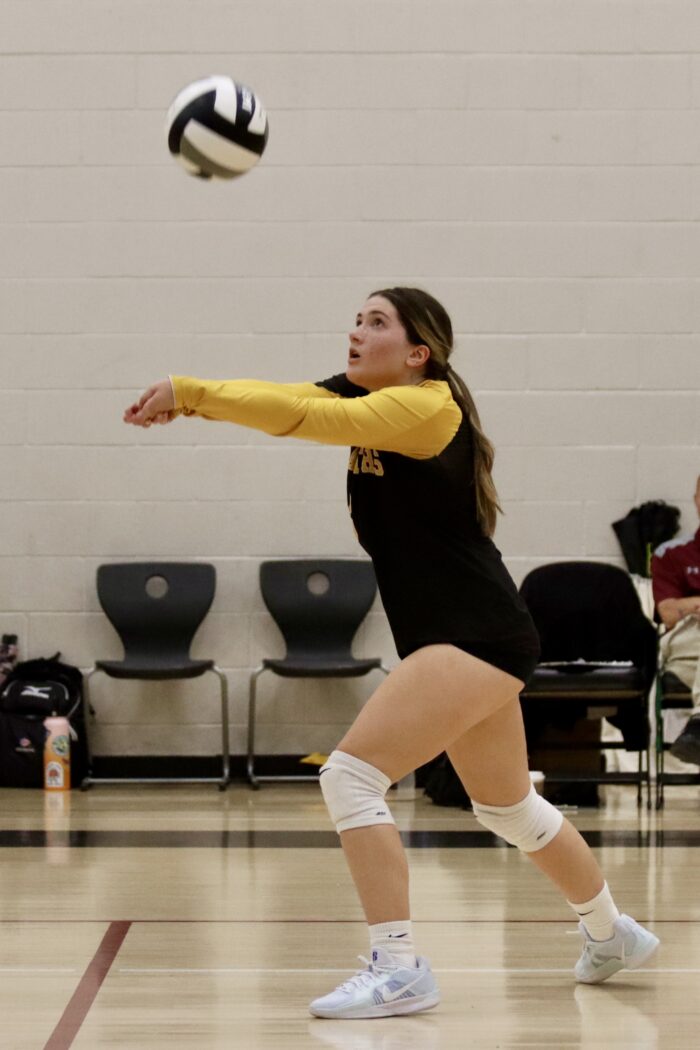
[651,474,700,763]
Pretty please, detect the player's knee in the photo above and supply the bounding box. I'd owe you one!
[472,785,563,853]
[319,750,396,834]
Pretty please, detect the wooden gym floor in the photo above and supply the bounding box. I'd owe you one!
[1,781,699,1049]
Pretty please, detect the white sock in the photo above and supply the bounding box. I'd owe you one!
[369,920,416,968]
[568,882,621,941]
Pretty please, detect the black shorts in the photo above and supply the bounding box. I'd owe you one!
[450,639,540,687]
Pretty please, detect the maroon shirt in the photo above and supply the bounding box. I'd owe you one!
[651,527,700,605]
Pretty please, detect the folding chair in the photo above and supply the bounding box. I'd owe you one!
[520,562,657,808]
[82,562,229,789]
[247,559,390,786]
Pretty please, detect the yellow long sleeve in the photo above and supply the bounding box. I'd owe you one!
[170,376,461,459]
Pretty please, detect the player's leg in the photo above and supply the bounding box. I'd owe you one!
[332,645,523,927]
[310,644,521,1019]
[447,700,659,985]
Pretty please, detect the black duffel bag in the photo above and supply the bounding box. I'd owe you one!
[0,655,88,788]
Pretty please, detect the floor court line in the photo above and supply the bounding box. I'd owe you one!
[43,921,131,1050]
[117,967,695,976]
[3,917,695,924]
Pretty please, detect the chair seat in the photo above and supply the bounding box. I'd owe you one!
[96,658,214,680]
[262,656,382,679]
[523,664,645,697]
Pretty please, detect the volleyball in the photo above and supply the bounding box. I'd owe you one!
[166,75,269,180]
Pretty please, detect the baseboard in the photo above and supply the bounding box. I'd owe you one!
[88,755,433,785]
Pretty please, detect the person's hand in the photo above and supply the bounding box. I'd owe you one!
[123,380,176,427]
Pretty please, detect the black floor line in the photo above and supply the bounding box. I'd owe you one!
[2,828,700,848]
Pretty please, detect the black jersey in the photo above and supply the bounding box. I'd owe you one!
[171,370,540,683]
[316,373,540,683]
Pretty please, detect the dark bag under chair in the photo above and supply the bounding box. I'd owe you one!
[0,655,88,788]
[422,753,471,809]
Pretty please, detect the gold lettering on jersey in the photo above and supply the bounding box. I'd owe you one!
[348,447,384,477]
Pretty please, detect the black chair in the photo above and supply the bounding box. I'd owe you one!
[519,562,657,808]
[82,562,229,789]
[655,670,699,808]
[247,559,390,786]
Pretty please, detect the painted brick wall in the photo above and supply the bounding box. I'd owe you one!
[2,1,699,757]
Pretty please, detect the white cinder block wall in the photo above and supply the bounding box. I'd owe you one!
[2,1,699,760]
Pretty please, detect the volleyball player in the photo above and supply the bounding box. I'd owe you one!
[124,287,659,1019]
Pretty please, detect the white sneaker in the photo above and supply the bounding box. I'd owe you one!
[574,914,659,984]
[309,947,440,1019]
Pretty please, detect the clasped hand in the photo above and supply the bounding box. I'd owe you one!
[123,379,176,427]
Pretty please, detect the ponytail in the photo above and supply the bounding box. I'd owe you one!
[445,368,501,537]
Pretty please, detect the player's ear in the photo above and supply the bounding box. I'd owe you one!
[407,344,430,370]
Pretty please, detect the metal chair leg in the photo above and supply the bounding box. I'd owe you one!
[655,677,665,810]
[210,666,230,790]
[80,666,100,790]
[247,666,266,788]
[247,665,393,788]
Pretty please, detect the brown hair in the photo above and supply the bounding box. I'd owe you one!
[370,286,502,537]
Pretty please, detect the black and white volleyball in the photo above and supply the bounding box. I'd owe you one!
[166,75,268,180]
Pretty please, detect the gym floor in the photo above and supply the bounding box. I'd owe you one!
[1,781,698,1049]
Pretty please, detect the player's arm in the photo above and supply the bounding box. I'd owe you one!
[170,375,460,457]
[124,376,461,458]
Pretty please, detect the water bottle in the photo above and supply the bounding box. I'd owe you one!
[44,714,71,791]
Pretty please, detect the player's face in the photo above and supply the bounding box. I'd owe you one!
[346,296,428,391]
[694,476,700,519]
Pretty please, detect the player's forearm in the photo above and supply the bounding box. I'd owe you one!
[170,376,324,436]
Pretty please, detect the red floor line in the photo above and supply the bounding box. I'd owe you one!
[43,921,131,1050]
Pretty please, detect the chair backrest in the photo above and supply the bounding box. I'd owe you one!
[519,561,657,680]
[259,560,377,660]
[96,562,216,662]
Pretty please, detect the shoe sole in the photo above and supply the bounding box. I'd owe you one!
[309,991,441,1019]
[576,933,660,985]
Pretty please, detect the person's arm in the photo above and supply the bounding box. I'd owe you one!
[126,376,462,458]
[651,544,700,628]
[657,595,700,629]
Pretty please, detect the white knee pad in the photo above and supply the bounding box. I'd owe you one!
[319,750,396,834]
[472,784,563,853]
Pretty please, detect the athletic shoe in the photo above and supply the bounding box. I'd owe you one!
[574,914,659,984]
[669,715,700,765]
[309,948,440,1019]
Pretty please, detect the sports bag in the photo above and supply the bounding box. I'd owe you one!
[422,753,471,809]
[0,654,88,788]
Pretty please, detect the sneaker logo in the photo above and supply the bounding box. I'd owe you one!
[379,972,426,1003]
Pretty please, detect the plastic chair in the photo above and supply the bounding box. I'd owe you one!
[247,559,390,786]
[519,562,657,808]
[82,562,229,789]
[655,667,699,808]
